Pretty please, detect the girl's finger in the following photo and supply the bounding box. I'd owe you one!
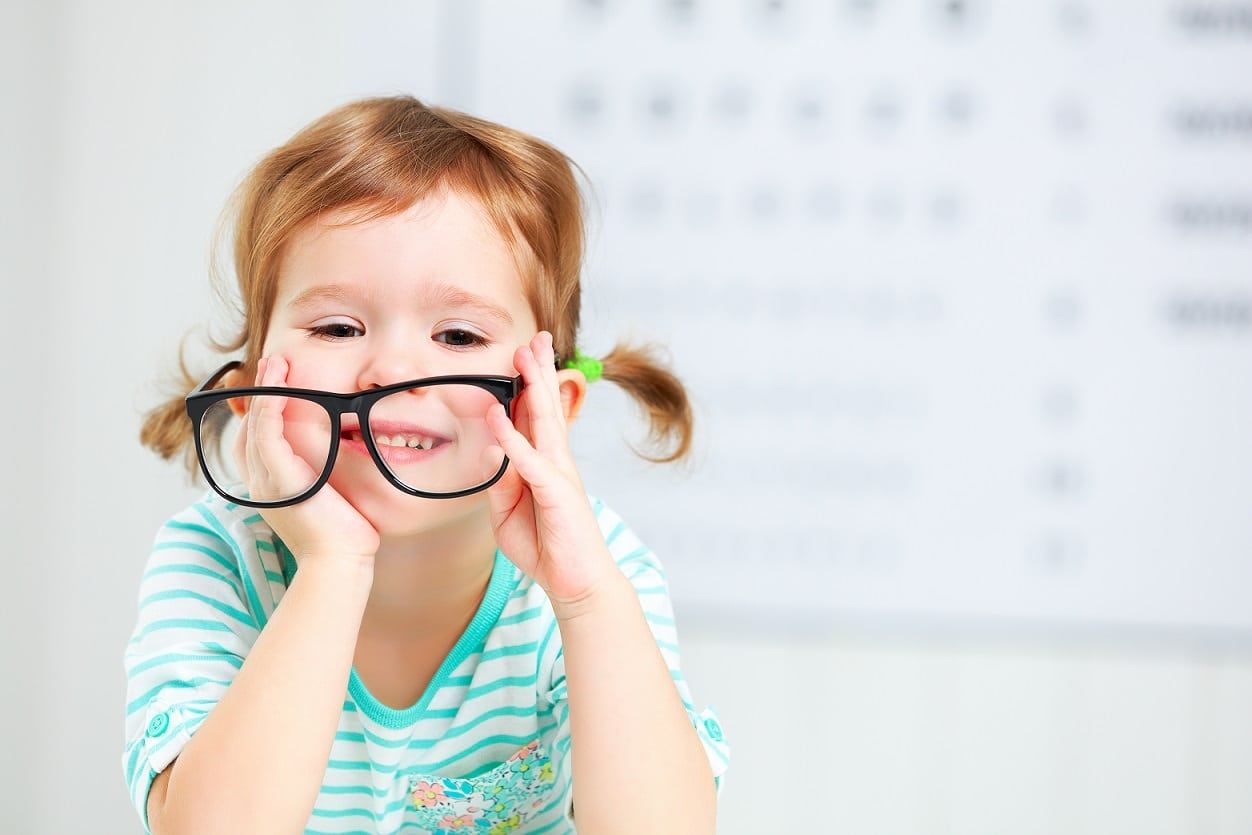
[245,359,277,487]
[510,388,534,446]
[246,356,311,502]
[487,402,557,492]
[232,412,251,483]
[482,442,524,517]
[535,330,561,396]
[513,334,567,454]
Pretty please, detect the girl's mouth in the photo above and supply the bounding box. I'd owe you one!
[343,429,448,451]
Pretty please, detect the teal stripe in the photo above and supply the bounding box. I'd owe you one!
[464,674,536,701]
[278,540,297,585]
[131,617,235,641]
[375,795,413,820]
[193,503,268,629]
[479,641,538,662]
[163,520,219,538]
[318,783,384,798]
[143,562,237,588]
[126,678,227,715]
[618,545,650,565]
[152,541,237,575]
[496,606,543,626]
[146,730,182,761]
[605,521,627,545]
[256,539,275,552]
[139,589,255,631]
[242,513,263,524]
[407,705,535,750]
[706,737,732,768]
[264,569,283,583]
[536,619,558,674]
[633,583,669,595]
[336,724,408,750]
[171,711,203,740]
[320,791,407,824]
[128,651,242,677]
[307,805,379,820]
[419,733,535,772]
[326,758,375,771]
[655,639,681,654]
[645,611,676,627]
[528,816,570,834]
[124,740,143,783]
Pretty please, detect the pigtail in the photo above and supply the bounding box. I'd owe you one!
[598,343,693,464]
[138,337,206,480]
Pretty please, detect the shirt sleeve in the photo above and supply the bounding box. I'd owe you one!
[542,498,730,793]
[121,500,270,832]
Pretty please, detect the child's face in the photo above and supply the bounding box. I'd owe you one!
[259,189,540,538]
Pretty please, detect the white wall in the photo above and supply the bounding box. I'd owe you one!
[4,2,1250,833]
[1,0,57,828]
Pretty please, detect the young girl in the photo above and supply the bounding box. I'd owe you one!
[124,96,728,834]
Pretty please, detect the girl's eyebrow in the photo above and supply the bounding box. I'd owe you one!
[430,282,514,326]
[286,282,514,325]
[287,284,354,312]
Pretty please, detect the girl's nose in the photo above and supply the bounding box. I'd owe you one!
[356,338,432,389]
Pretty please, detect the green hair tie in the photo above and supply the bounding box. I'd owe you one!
[564,348,603,383]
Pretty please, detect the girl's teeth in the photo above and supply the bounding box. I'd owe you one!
[371,434,436,449]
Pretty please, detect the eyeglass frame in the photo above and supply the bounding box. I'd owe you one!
[185,360,526,508]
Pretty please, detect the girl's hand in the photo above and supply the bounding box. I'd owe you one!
[234,356,380,568]
[485,332,617,607]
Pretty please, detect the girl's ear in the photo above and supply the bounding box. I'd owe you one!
[221,366,248,417]
[555,368,588,423]
[221,367,246,388]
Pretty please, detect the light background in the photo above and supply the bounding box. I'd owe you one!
[2,1,1251,833]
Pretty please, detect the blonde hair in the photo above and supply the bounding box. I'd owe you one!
[140,95,692,475]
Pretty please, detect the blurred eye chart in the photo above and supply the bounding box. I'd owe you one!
[454,0,1252,636]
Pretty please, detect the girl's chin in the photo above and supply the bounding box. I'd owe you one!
[335,482,492,539]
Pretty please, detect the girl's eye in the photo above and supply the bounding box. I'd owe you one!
[310,322,363,340]
[435,328,488,348]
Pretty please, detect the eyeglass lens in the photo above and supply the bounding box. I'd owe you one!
[198,383,505,504]
[365,384,504,495]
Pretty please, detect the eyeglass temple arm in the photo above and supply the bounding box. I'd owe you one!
[192,360,243,394]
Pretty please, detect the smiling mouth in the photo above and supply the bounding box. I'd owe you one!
[344,429,450,451]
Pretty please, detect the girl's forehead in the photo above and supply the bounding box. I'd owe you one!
[289,191,505,259]
[273,191,532,314]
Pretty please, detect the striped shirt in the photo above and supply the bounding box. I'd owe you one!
[123,492,729,834]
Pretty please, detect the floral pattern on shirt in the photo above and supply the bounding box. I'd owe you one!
[408,739,559,834]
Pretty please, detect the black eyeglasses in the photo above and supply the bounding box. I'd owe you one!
[185,361,524,508]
